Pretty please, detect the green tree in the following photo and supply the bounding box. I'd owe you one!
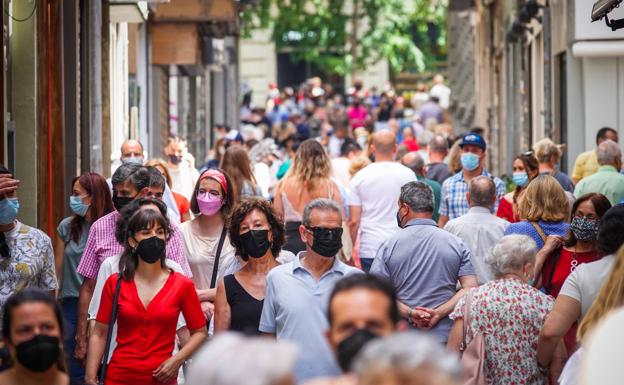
[242,0,447,77]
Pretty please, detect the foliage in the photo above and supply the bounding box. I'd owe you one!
[241,0,448,77]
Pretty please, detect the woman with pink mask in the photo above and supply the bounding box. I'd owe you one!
[179,169,236,321]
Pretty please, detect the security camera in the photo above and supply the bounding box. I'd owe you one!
[592,0,622,21]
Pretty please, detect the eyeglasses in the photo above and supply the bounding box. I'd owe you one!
[197,190,222,199]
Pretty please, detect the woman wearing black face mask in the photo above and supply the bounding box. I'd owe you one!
[214,198,286,334]
[85,209,207,385]
[0,289,81,385]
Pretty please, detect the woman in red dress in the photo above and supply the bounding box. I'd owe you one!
[85,208,206,385]
[497,152,539,223]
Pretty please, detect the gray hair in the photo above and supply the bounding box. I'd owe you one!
[596,139,622,166]
[428,135,449,154]
[302,198,342,227]
[111,163,142,186]
[484,235,537,278]
[400,181,434,213]
[185,333,298,385]
[417,130,435,147]
[468,176,496,208]
[353,331,461,382]
[402,153,425,173]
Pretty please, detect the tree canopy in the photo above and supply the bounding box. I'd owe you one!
[241,0,448,77]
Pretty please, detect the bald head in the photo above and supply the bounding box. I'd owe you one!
[372,130,397,160]
[121,140,144,159]
[402,152,425,176]
[468,175,496,208]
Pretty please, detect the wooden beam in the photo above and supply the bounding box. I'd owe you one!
[152,0,237,23]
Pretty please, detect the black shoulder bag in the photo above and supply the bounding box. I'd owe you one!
[210,228,228,289]
[99,276,122,385]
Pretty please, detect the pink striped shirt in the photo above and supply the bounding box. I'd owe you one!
[76,211,192,279]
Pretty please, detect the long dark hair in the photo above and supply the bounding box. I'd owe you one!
[1,289,67,372]
[118,206,172,281]
[565,193,612,247]
[70,172,114,243]
[220,145,258,202]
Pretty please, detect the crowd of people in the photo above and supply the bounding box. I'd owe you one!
[0,76,624,385]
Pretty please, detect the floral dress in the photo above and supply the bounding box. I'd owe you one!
[450,278,554,385]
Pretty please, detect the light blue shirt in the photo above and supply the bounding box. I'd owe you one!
[259,253,362,383]
[371,218,475,342]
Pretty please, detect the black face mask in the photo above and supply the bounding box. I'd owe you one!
[241,230,271,260]
[308,227,343,258]
[396,205,408,229]
[113,196,134,212]
[15,334,60,372]
[134,236,166,264]
[337,329,379,372]
[168,155,183,165]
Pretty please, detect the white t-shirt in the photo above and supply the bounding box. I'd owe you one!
[430,84,451,109]
[178,221,236,290]
[331,157,352,190]
[348,161,417,260]
[559,254,615,318]
[168,164,200,201]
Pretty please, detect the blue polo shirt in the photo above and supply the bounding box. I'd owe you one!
[370,218,475,342]
[259,253,362,383]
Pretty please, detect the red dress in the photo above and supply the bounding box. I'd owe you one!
[541,248,601,353]
[496,196,518,223]
[97,273,205,385]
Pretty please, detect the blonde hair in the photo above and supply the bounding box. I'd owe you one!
[350,155,372,177]
[283,139,332,193]
[533,138,563,163]
[518,175,568,222]
[577,245,624,343]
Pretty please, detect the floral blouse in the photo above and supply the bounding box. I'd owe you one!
[450,278,554,385]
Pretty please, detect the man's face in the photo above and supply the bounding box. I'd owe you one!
[600,131,619,145]
[141,186,165,200]
[329,288,396,348]
[166,142,184,157]
[114,179,139,199]
[121,143,143,159]
[461,144,484,157]
[299,208,342,250]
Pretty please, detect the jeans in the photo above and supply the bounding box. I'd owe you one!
[360,258,374,273]
[61,297,85,382]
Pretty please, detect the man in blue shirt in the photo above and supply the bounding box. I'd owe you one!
[259,199,361,383]
[371,181,478,343]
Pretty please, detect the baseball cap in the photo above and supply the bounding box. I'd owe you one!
[459,133,486,151]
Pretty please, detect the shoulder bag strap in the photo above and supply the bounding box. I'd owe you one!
[530,222,547,244]
[210,227,228,289]
[99,275,122,385]
[461,290,473,352]
[545,249,562,295]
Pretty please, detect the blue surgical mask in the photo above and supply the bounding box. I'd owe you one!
[512,172,529,187]
[69,195,90,217]
[0,198,19,225]
[461,153,480,171]
[121,156,143,165]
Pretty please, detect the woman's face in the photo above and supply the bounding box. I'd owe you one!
[129,220,166,249]
[512,159,526,173]
[72,179,92,207]
[574,199,599,221]
[239,209,272,242]
[7,302,60,350]
[198,178,224,200]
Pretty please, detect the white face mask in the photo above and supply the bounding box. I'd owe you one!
[121,156,143,165]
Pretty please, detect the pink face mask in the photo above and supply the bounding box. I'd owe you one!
[197,192,223,216]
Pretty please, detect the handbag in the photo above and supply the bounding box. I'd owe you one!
[99,275,122,385]
[459,290,486,385]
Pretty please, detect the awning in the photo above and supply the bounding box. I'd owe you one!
[572,40,624,57]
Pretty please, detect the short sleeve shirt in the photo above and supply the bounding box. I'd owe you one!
[371,219,475,342]
[572,150,599,181]
[259,254,362,383]
[0,222,58,328]
[559,254,615,318]
[57,216,89,299]
[439,170,506,220]
[450,279,554,385]
[96,272,205,384]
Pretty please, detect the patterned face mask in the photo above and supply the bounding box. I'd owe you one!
[570,216,600,242]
